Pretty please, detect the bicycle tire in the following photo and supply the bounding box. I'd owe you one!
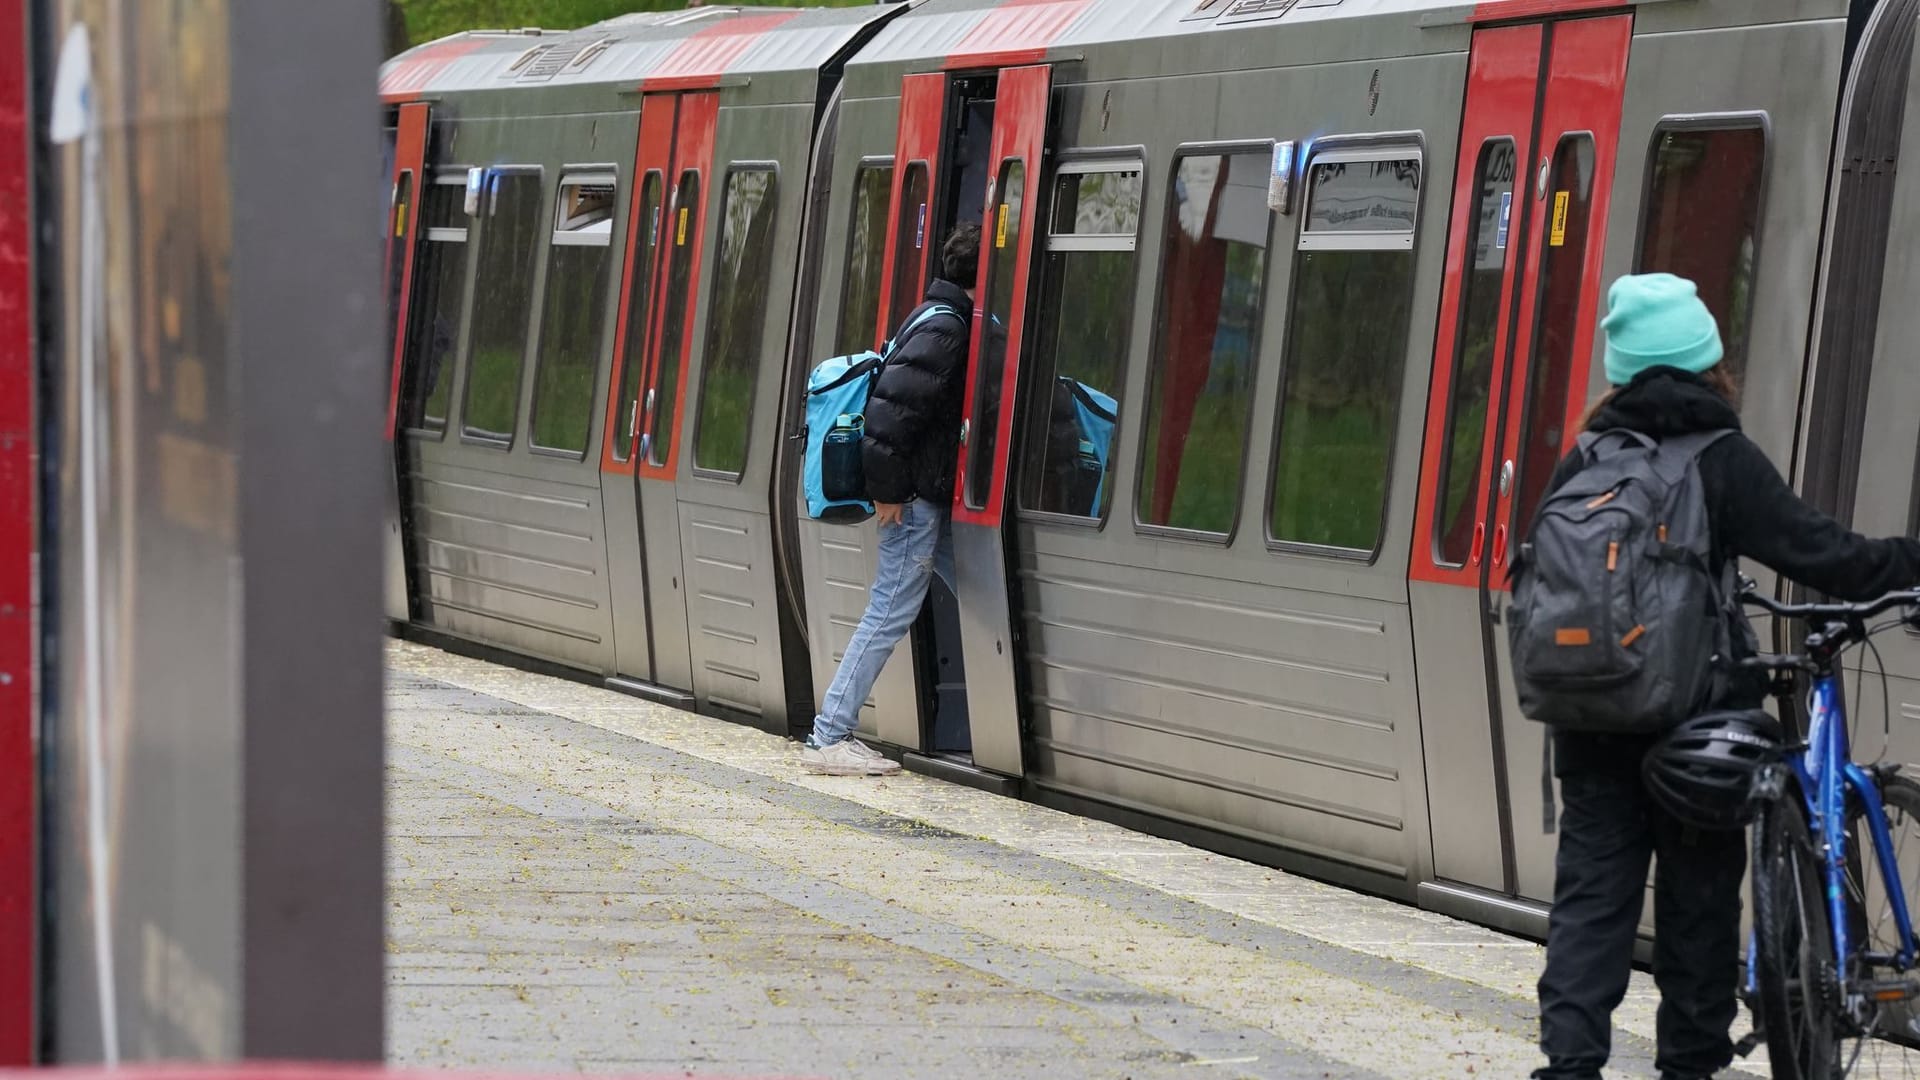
[1842,770,1920,1059]
[1755,786,1842,1080]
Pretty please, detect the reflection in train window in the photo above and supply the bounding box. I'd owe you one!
[1136,149,1272,536]
[1435,140,1516,565]
[1021,163,1142,520]
[964,159,1025,511]
[693,166,779,478]
[401,173,469,435]
[461,169,544,443]
[386,170,413,368]
[530,174,616,456]
[612,172,664,462]
[1511,135,1597,541]
[836,162,893,356]
[1270,150,1421,553]
[888,163,932,332]
[648,170,700,467]
[1637,122,1767,377]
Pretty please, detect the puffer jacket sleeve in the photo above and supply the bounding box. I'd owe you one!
[1704,434,1920,601]
[861,308,968,504]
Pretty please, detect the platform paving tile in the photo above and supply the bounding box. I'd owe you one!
[385,641,1792,1079]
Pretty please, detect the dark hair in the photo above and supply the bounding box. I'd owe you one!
[1579,364,1742,430]
[942,222,981,285]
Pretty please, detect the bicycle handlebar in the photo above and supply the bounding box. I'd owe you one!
[1739,584,1920,625]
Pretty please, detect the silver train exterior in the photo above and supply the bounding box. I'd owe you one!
[378,0,1914,938]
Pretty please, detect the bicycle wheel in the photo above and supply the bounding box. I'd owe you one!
[1755,786,1841,1080]
[1839,769,1920,1078]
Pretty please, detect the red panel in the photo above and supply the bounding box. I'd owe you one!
[0,0,30,1061]
[379,37,490,102]
[1407,25,1541,588]
[384,103,430,440]
[951,64,1050,528]
[600,98,679,477]
[946,0,1092,70]
[641,12,800,91]
[874,73,948,349]
[0,1068,813,1080]
[1486,14,1630,593]
[637,91,717,483]
[1472,0,1624,22]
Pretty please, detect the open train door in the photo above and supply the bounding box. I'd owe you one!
[1409,14,1632,922]
[383,101,430,623]
[949,64,1052,778]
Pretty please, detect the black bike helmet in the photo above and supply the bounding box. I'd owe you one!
[1642,710,1784,831]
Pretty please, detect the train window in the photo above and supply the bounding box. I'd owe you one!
[693,166,779,478]
[461,168,544,444]
[1020,162,1143,520]
[1636,121,1767,377]
[835,162,893,356]
[648,169,700,467]
[612,172,664,462]
[1269,150,1422,554]
[1510,134,1597,539]
[964,159,1026,511]
[1136,148,1273,537]
[888,163,932,332]
[400,174,471,435]
[386,171,414,363]
[529,174,616,456]
[1434,140,1517,565]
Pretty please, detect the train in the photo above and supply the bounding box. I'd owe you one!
[377,0,1918,939]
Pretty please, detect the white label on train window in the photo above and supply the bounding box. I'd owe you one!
[915,202,926,249]
[1497,191,1512,250]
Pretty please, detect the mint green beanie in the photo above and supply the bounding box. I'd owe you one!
[1600,273,1723,386]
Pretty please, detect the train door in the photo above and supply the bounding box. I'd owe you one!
[949,64,1052,778]
[597,92,715,701]
[384,102,430,624]
[1412,15,1632,908]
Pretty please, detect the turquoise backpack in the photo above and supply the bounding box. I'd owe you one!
[802,304,961,523]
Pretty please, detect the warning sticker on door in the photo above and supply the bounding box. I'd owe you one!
[1550,191,1570,247]
[676,206,689,246]
[995,203,1009,249]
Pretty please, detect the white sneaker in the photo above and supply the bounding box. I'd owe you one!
[802,737,901,776]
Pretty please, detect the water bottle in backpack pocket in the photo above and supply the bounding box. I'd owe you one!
[1507,428,1735,732]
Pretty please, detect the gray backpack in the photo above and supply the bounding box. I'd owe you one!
[1508,428,1736,733]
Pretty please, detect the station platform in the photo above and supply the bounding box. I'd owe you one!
[383,640,1733,1080]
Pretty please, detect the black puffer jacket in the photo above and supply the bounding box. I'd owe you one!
[1544,369,1920,705]
[862,279,973,505]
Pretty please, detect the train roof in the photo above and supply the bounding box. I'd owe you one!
[379,4,896,102]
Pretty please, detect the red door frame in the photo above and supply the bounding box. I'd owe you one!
[0,0,30,1059]
[600,97,680,478]
[952,63,1052,529]
[874,73,948,349]
[1409,25,1540,588]
[384,102,430,439]
[636,91,717,483]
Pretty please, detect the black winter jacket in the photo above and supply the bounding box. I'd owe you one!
[861,279,974,505]
[1544,369,1920,705]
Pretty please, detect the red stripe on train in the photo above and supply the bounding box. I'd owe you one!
[1470,0,1625,22]
[947,0,1094,70]
[380,36,491,102]
[0,0,31,1063]
[641,12,801,92]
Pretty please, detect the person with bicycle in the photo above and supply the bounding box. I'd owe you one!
[1528,273,1920,1080]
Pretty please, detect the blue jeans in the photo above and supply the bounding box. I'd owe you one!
[812,498,955,746]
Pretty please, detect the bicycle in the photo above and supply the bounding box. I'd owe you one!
[1741,583,1920,1079]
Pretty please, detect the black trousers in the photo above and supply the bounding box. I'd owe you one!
[1536,731,1748,1080]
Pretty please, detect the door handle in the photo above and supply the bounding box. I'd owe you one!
[959,418,969,446]
[638,433,652,462]
[628,400,640,443]
[1491,523,1509,567]
[1498,459,1515,498]
[1470,522,1486,567]
[644,388,656,415]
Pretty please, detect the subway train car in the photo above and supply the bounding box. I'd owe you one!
[379,0,1910,937]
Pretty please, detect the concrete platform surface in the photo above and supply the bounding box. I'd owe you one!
[383,640,1824,1080]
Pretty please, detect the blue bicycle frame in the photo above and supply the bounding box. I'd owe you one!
[1746,670,1920,996]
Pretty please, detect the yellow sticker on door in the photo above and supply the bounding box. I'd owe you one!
[995,203,1009,249]
[676,206,689,246]
[1550,191,1570,247]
